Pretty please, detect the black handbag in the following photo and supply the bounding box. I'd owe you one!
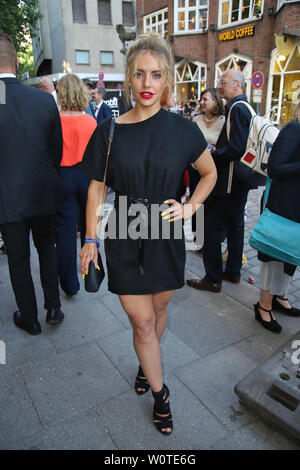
[84,117,115,292]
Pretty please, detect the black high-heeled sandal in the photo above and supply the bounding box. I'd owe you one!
[152,384,173,436]
[135,365,150,395]
[254,302,282,333]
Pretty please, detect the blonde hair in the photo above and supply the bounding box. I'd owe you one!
[124,33,174,105]
[57,74,89,111]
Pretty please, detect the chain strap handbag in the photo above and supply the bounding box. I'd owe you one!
[84,118,115,292]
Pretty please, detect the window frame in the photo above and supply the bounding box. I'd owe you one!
[100,50,114,66]
[174,0,209,35]
[143,8,169,37]
[72,0,87,23]
[218,0,264,29]
[75,50,90,65]
[98,0,112,25]
[122,0,135,27]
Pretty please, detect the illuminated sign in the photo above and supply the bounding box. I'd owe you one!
[219,25,255,42]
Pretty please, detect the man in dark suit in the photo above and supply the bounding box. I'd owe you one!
[92,87,112,124]
[0,33,64,335]
[187,69,255,293]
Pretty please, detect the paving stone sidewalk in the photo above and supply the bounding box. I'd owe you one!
[0,189,299,450]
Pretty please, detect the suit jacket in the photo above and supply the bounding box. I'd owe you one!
[211,94,252,196]
[94,101,112,125]
[0,78,63,224]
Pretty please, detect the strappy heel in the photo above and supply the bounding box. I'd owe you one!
[135,365,150,395]
[152,384,173,436]
[254,302,282,333]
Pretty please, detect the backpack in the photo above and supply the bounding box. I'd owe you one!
[227,101,279,176]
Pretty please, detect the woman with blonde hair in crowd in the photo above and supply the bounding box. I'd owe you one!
[56,74,97,296]
[80,33,217,435]
[254,100,300,333]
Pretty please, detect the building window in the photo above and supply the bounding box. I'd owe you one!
[101,51,114,65]
[267,42,300,126]
[72,0,87,23]
[219,0,264,28]
[144,8,168,37]
[277,0,298,12]
[175,59,207,101]
[215,54,253,101]
[174,0,208,34]
[98,0,112,25]
[122,1,135,26]
[75,50,89,65]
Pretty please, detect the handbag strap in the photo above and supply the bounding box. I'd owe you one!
[96,118,115,234]
[263,176,272,209]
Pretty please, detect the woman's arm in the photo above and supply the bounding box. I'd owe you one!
[162,148,217,221]
[79,179,105,277]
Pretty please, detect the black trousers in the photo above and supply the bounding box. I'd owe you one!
[203,177,250,284]
[0,215,61,325]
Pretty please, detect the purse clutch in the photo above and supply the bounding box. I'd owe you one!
[249,177,300,266]
[84,250,105,292]
[84,118,115,292]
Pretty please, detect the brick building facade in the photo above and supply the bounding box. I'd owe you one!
[136,0,300,125]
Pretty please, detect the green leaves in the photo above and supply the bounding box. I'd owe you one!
[0,0,42,52]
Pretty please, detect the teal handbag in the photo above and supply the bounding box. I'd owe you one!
[249,178,300,266]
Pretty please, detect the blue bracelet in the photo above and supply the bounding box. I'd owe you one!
[85,238,96,243]
[85,238,99,247]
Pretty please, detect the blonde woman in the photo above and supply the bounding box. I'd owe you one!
[56,74,97,296]
[80,34,217,435]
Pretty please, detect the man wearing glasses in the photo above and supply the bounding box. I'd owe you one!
[187,69,255,293]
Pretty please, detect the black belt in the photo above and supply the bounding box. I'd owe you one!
[114,193,173,276]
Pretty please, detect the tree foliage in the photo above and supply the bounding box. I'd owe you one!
[0,0,42,52]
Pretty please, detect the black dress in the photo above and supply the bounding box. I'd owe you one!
[258,120,300,276]
[82,108,207,294]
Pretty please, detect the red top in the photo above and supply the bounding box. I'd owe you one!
[60,114,97,167]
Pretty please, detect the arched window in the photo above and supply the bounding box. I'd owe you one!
[215,54,253,100]
[175,59,207,102]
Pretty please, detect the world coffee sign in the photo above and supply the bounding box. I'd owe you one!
[219,25,255,42]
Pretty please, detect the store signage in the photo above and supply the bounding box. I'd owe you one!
[252,71,264,89]
[219,25,255,42]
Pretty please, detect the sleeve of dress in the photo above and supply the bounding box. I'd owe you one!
[268,122,300,180]
[81,120,109,182]
[188,121,208,165]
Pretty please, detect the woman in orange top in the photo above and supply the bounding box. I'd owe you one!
[56,74,97,296]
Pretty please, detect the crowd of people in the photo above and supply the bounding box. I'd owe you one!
[0,30,300,437]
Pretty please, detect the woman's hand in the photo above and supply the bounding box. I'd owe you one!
[79,242,98,278]
[161,199,194,222]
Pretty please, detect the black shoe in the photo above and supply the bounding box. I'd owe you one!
[222,272,241,284]
[13,311,41,335]
[272,296,300,317]
[46,308,65,325]
[254,302,282,333]
[135,365,150,395]
[186,277,221,293]
[152,384,173,436]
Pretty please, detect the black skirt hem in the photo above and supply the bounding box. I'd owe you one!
[107,282,185,296]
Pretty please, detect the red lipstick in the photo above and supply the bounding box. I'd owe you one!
[140,92,154,99]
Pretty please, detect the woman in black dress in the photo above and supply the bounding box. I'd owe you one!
[254,102,300,333]
[80,34,217,435]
